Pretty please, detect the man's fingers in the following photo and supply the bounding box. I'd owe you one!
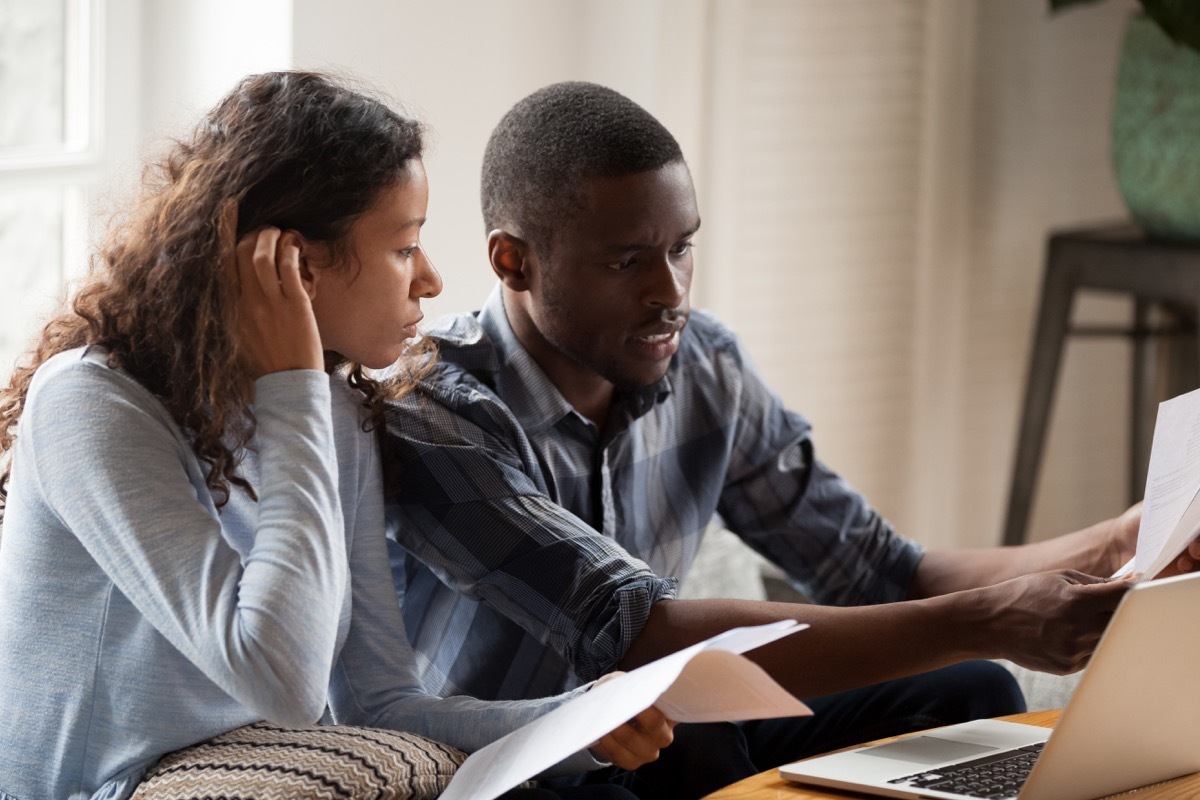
[1064,570,1132,596]
[1058,569,1120,586]
[1078,575,1131,611]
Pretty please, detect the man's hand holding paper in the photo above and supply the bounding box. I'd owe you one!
[1114,386,1200,581]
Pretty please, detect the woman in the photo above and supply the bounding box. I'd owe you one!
[0,71,669,800]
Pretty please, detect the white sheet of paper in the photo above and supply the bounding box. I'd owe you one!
[438,620,810,800]
[1143,488,1200,580]
[1133,386,1200,580]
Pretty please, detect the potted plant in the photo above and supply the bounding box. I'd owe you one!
[1054,0,1200,240]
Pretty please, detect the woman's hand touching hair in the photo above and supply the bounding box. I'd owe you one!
[224,200,324,381]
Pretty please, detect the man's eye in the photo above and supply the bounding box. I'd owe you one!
[607,258,636,271]
[670,241,694,256]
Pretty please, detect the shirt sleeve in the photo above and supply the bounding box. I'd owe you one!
[18,355,347,724]
[382,383,677,681]
[715,341,924,606]
[325,404,603,776]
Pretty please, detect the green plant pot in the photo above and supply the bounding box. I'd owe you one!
[1112,14,1200,241]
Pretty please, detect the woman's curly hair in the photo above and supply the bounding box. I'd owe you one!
[0,70,433,515]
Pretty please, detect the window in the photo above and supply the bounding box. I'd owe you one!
[0,0,98,381]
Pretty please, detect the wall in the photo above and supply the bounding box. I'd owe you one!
[292,0,710,320]
[960,0,1137,544]
[700,0,934,545]
[139,0,292,145]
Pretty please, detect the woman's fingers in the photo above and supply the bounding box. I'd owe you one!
[630,706,675,738]
[251,227,284,297]
[231,224,323,378]
[590,706,676,770]
[219,199,323,379]
[234,232,263,304]
[275,234,307,301]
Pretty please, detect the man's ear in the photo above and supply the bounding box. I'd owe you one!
[487,229,534,292]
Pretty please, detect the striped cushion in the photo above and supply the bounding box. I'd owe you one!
[131,721,467,799]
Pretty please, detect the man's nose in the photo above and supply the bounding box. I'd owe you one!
[642,256,689,309]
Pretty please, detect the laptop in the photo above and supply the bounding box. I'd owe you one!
[779,570,1200,800]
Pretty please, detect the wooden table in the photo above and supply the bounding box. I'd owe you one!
[703,710,1200,799]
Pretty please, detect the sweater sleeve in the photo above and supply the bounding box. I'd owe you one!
[325,409,602,776]
[19,354,347,724]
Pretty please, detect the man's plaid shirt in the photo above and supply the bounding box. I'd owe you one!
[382,287,922,701]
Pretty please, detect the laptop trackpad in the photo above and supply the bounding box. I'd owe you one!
[860,735,998,765]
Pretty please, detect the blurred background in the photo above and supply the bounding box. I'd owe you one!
[0,0,1144,552]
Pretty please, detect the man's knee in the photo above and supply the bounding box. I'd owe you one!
[623,722,757,799]
[929,660,1027,719]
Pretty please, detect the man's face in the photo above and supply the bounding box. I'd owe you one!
[525,161,700,391]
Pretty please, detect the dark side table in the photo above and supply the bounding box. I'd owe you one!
[1002,224,1200,546]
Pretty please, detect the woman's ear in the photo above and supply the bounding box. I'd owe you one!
[279,230,322,301]
[487,229,533,292]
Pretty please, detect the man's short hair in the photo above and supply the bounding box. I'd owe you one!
[481,81,684,252]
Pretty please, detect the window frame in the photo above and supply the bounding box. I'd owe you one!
[0,0,103,172]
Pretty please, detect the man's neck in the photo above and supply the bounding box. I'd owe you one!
[500,288,614,428]
[526,348,614,430]
[568,385,615,431]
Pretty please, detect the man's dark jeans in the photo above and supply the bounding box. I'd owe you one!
[576,659,1026,800]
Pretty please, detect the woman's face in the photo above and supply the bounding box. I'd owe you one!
[308,159,442,369]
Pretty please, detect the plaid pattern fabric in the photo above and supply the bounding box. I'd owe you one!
[384,287,923,701]
[132,721,470,799]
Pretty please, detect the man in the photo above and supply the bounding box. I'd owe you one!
[382,81,1150,796]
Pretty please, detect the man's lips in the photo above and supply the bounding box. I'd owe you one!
[630,317,687,343]
[632,330,677,344]
[629,319,686,359]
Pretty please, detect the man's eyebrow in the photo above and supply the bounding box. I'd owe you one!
[602,220,703,252]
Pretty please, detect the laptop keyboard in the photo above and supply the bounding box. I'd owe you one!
[886,741,1046,799]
